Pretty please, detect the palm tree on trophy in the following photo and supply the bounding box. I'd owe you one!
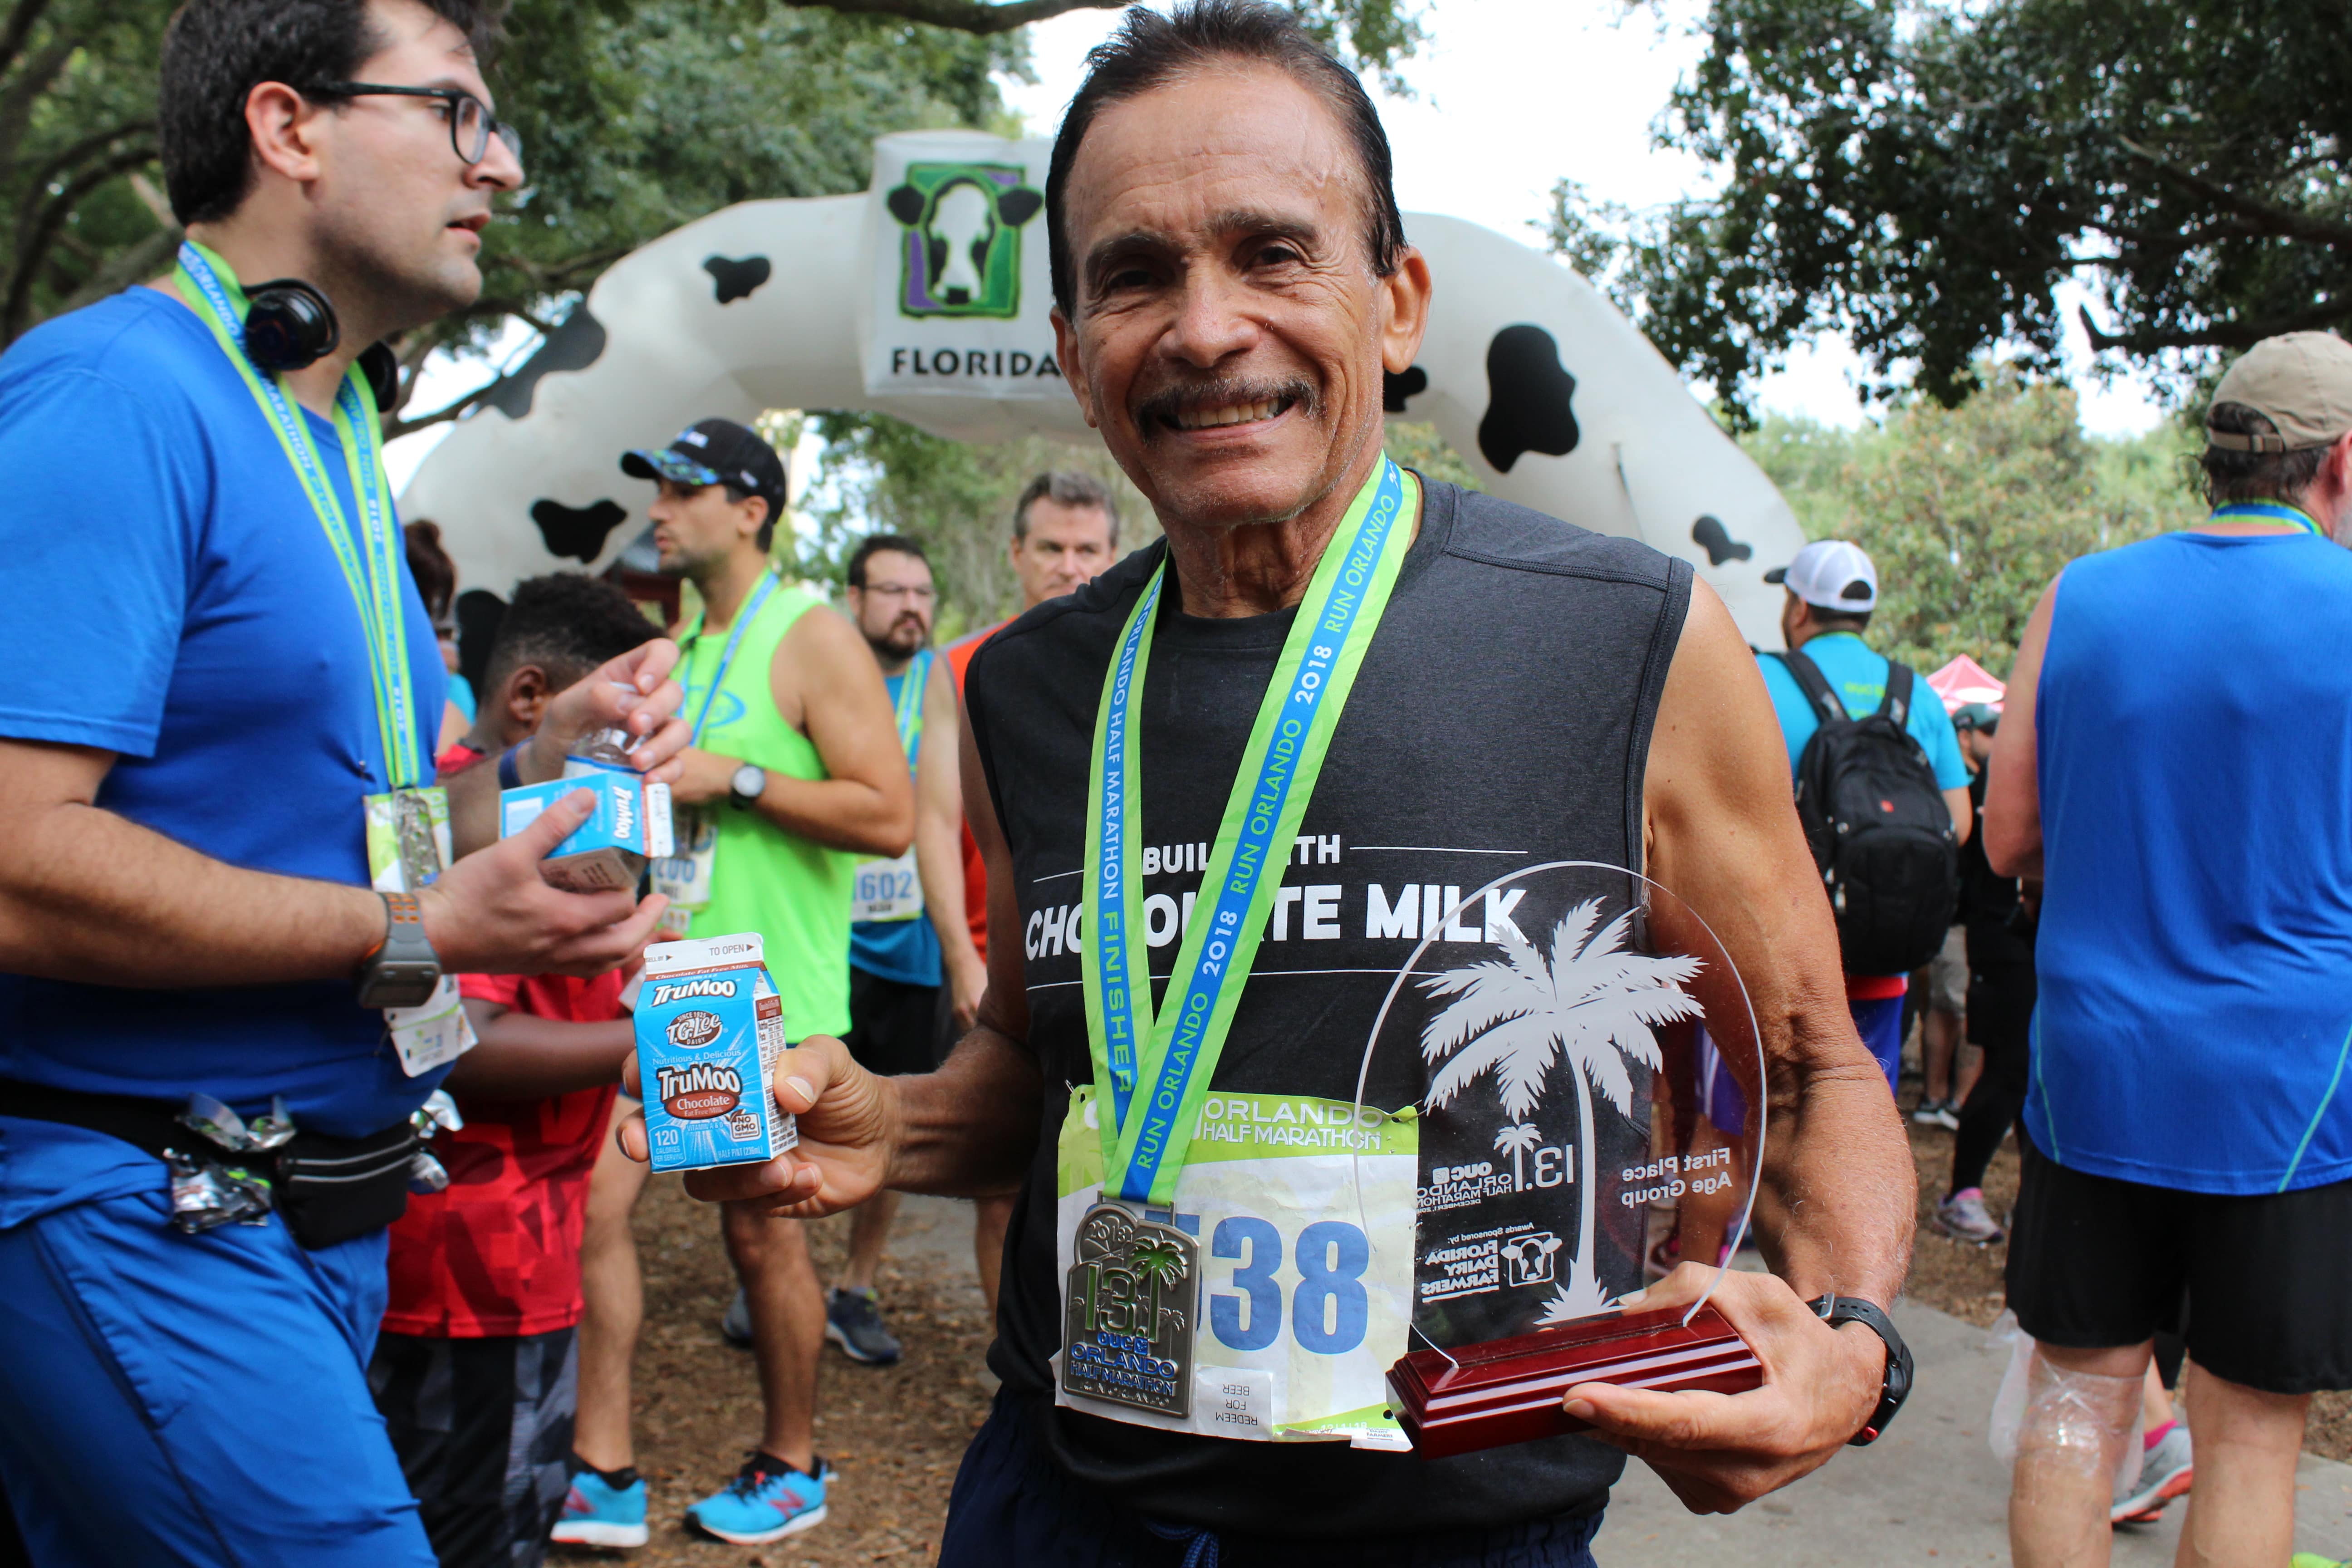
[1421,898,1704,1323]
[1128,1235,1190,1343]
[1494,1122,1542,1191]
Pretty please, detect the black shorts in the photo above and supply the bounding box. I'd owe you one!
[368,1327,577,1568]
[2006,1129,2352,1394]
[845,966,953,1077]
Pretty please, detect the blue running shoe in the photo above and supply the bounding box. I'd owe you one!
[550,1469,649,1548]
[684,1451,830,1545]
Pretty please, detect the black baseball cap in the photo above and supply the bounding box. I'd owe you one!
[620,418,786,515]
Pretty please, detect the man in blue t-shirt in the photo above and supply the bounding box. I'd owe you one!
[0,5,688,1564]
[1754,539,1972,1093]
[1985,334,2352,1562]
[825,534,970,1367]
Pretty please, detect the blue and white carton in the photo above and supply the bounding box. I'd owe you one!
[636,932,797,1172]
[499,770,673,893]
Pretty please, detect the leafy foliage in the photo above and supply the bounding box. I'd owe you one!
[1739,369,2203,673]
[1547,0,2352,422]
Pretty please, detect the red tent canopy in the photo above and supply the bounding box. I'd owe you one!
[1926,654,2006,714]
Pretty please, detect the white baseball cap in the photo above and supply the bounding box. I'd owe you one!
[1765,540,1878,613]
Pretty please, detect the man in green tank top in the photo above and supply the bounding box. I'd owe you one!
[602,418,913,1548]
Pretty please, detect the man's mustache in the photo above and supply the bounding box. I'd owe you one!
[1133,375,1316,433]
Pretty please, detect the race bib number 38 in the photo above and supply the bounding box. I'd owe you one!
[1054,1085,1417,1449]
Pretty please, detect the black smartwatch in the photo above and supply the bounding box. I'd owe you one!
[728,763,767,810]
[1808,1294,1913,1446]
[357,891,443,1010]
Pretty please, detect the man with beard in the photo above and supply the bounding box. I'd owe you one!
[0,3,688,1561]
[625,4,1915,1561]
[616,419,913,1547]
[826,534,970,1364]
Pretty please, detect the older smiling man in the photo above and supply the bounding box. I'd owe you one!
[628,4,1915,1562]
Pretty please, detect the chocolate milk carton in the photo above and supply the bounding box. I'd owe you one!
[636,933,797,1172]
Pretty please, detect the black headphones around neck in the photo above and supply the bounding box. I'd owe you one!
[240,275,401,413]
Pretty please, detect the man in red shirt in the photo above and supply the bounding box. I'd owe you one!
[370,575,662,1568]
[940,471,1118,1310]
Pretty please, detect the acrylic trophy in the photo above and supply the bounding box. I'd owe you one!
[1356,861,1767,1459]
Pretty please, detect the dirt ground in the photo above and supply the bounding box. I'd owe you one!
[561,1060,2352,1565]
[550,1183,997,1568]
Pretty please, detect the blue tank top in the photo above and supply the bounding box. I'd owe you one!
[2030,529,2352,1194]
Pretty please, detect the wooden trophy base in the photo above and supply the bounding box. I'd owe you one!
[1386,1303,1763,1459]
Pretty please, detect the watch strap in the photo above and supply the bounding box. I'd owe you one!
[357,891,442,1010]
[1807,1294,1912,1446]
[498,741,529,791]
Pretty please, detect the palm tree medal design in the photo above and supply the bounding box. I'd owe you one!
[1382,873,1715,1347]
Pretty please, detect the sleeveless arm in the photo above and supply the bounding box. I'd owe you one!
[1982,574,2058,879]
[1575,578,1914,1509]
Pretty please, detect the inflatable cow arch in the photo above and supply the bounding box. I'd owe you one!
[402,130,1805,647]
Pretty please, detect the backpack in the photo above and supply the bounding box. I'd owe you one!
[1772,649,1960,976]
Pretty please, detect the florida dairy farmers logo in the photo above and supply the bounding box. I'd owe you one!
[884,162,1042,320]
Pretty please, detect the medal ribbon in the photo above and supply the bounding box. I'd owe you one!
[891,649,933,763]
[176,241,422,789]
[683,571,782,743]
[2211,501,2325,537]
[1081,456,1416,1206]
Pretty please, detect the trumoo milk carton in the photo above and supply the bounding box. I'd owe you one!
[636,933,796,1172]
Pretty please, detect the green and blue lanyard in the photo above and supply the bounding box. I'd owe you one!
[1079,456,1417,1208]
[684,572,782,744]
[891,649,934,766]
[176,240,422,789]
[2210,501,2327,537]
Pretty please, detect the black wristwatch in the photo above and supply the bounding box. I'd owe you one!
[728,763,766,810]
[1808,1294,1913,1446]
[357,891,443,1010]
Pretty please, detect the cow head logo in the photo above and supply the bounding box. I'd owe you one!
[884,162,1043,319]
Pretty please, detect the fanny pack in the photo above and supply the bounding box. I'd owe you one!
[0,1078,424,1250]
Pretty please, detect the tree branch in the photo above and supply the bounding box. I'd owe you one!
[780,0,1121,33]
[382,377,508,442]
[3,141,158,340]
[2116,136,2352,251]
[0,0,54,81]
[49,221,177,320]
[2076,300,2348,357]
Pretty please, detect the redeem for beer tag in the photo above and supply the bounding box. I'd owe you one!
[636,932,797,1172]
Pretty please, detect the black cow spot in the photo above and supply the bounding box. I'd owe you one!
[997,188,1043,227]
[481,304,607,420]
[1476,324,1579,473]
[703,254,772,305]
[1691,514,1753,566]
[530,498,628,564]
[1383,364,1428,413]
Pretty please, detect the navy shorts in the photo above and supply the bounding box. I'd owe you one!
[940,1392,1604,1568]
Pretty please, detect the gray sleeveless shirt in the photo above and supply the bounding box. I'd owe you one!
[963,476,1693,1537]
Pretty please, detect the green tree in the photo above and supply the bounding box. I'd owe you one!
[1739,371,2202,673]
[1545,0,2351,423]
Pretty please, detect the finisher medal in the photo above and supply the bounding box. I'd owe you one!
[1060,456,1417,1426]
[1062,1203,1200,1417]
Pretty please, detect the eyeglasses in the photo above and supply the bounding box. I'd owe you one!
[306,82,524,167]
[859,582,936,603]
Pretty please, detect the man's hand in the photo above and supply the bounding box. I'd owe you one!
[523,639,691,787]
[1563,1265,1886,1514]
[616,1034,895,1217]
[421,789,671,976]
[665,746,742,808]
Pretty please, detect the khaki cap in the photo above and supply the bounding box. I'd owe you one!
[2207,332,2352,453]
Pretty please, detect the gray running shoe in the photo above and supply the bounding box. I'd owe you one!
[825,1286,903,1365]
[720,1285,754,1347]
[1912,1097,1961,1130]
[2112,1421,2193,1523]
[1932,1188,2004,1245]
